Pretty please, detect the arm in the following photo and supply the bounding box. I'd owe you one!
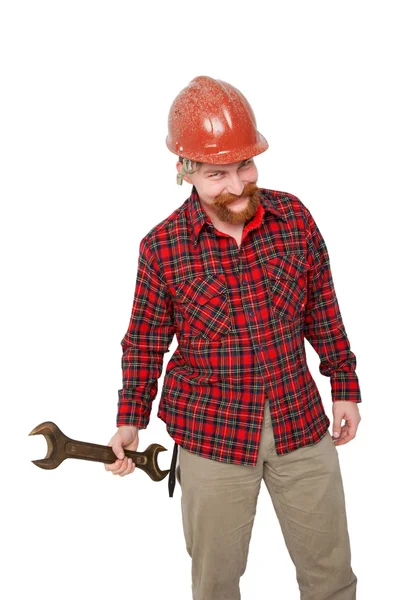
[116,237,176,429]
[303,206,362,404]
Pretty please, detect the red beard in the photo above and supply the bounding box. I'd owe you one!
[212,182,261,225]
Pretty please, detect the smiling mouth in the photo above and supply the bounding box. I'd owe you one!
[229,196,248,206]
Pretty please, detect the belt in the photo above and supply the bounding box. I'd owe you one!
[168,441,179,497]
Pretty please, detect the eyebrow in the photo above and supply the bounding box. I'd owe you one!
[202,159,250,175]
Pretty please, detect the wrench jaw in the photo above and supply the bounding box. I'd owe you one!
[31,456,66,470]
[29,421,66,470]
[146,444,170,482]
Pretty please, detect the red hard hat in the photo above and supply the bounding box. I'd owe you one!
[166,76,268,164]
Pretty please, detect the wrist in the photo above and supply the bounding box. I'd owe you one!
[118,424,139,431]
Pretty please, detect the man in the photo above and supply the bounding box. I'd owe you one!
[105,76,361,599]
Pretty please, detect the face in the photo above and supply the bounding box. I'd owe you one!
[177,158,261,225]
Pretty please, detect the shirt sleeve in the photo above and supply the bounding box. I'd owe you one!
[116,237,176,429]
[303,206,362,403]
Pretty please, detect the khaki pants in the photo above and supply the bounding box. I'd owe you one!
[175,400,357,600]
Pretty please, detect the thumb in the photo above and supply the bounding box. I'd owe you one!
[332,415,342,439]
[112,440,125,460]
[347,421,356,438]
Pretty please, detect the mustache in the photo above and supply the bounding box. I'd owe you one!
[213,182,260,206]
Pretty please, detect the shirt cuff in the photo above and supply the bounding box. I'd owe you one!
[116,389,151,429]
[331,372,362,403]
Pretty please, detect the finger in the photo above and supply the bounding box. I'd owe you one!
[120,459,133,477]
[118,458,131,477]
[126,458,136,474]
[338,423,349,440]
[107,458,125,473]
[126,458,135,474]
[121,458,137,476]
[333,424,348,443]
[113,457,129,475]
[104,458,124,472]
[334,426,355,446]
[347,421,358,438]
[334,434,351,446]
[332,418,344,439]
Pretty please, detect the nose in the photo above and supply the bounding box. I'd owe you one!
[226,174,245,197]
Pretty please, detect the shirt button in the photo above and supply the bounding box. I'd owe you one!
[248,310,254,316]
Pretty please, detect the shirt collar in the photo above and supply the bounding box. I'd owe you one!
[188,185,287,247]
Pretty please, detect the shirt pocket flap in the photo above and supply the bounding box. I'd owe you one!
[262,253,308,281]
[176,276,227,306]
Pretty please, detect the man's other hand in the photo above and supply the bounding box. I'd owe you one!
[332,401,361,446]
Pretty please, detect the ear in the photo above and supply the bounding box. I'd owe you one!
[176,161,193,184]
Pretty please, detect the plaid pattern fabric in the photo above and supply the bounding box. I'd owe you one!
[117,186,361,466]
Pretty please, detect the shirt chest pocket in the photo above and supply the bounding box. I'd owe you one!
[261,253,308,322]
[175,275,232,340]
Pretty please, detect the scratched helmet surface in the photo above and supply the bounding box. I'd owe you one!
[166,75,269,164]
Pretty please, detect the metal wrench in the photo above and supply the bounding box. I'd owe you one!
[29,421,170,482]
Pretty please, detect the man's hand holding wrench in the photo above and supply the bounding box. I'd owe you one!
[104,425,139,477]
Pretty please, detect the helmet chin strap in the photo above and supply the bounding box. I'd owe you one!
[177,158,198,185]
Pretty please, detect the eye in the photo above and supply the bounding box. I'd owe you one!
[241,160,253,168]
[209,171,222,178]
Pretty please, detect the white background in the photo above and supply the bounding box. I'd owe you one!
[1,1,399,598]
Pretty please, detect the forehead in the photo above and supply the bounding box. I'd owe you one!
[201,158,253,174]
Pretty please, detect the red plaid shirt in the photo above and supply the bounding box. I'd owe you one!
[117,186,361,465]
